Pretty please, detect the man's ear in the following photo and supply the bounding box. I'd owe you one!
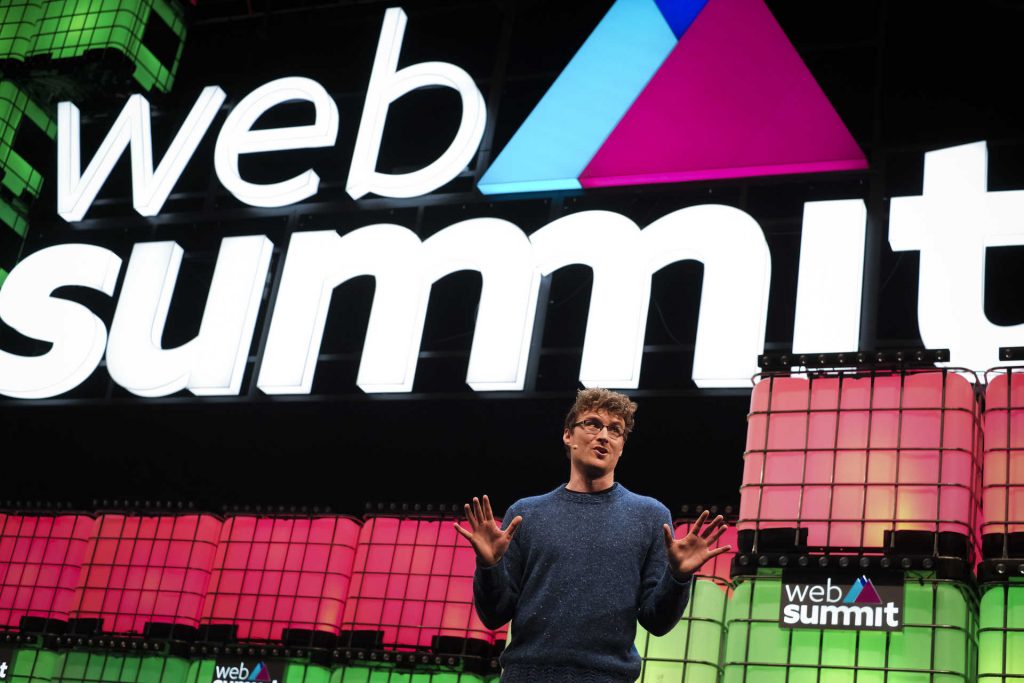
[562,429,572,447]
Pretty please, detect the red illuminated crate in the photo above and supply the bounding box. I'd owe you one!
[982,368,1024,558]
[0,514,95,629]
[70,514,222,634]
[341,516,498,653]
[201,515,360,641]
[740,369,981,559]
[672,516,737,585]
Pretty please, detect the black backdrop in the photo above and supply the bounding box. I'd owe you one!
[4,0,1024,516]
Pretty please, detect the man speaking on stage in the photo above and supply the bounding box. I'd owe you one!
[455,388,730,682]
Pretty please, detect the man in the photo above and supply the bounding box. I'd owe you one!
[454,388,730,683]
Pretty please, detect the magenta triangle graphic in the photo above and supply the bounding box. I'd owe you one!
[252,663,271,682]
[854,579,883,604]
[579,0,867,188]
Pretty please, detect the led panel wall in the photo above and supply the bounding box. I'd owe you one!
[28,0,186,93]
[341,517,502,653]
[0,80,55,200]
[979,581,1024,682]
[634,577,729,683]
[201,515,360,641]
[741,370,980,557]
[0,514,95,629]
[331,668,485,683]
[5,648,58,683]
[0,0,42,62]
[52,652,189,683]
[723,568,977,682]
[983,369,1024,558]
[70,514,222,634]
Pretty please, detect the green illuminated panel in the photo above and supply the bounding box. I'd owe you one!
[634,577,728,683]
[0,0,44,62]
[28,0,186,93]
[53,652,190,683]
[0,80,55,199]
[723,569,977,683]
[332,667,485,683]
[979,581,1024,682]
[0,195,29,239]
[8,648,58,683]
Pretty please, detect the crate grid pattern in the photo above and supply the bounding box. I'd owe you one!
[982,368,1024,558]
[978,580,1024,682]
[0,514,95,629]
[341,516,502,653]
[740,369,982,558]
[69,514,222,634]
[0,80,55,200]
[52,651,190,683]
[28,0,185,93]
[331,666,485,682]
[5,647,59,683]
[201,515,361,641]
[723,568,978,683]
[0,0,43,62]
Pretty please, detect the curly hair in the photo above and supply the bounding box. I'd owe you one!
[563,387,638,437]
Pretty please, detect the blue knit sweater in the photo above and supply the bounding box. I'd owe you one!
[473,483,691,683]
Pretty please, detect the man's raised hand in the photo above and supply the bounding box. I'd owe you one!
[662,510,731,580]
[454,495,523,567]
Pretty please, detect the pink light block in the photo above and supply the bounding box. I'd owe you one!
[201,515,360,640]
[0,515,95,628]
[741,371,980,552]
[342,517,498,650]
[984,372,1024,536]
[70,514,222,633]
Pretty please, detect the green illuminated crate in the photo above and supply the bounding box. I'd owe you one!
[0,0,44,62]
[978,580,1024,682]
[722,568,977,683]
[0,195,30,277]
[0,80,55,199]
[634,577,728,683]
[52,651,190,683]
[28,0,186,93]
[7,647,58,683]
[187,659,333,683]
[331,665,486,683]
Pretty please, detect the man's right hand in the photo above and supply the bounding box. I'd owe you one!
[454,495,523,567]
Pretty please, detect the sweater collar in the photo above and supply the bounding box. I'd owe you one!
[556,482,624,504]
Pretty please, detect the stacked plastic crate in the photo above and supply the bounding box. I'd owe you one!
[633,507,736,683]
[978,367,1024,682]
[726,367,981,682]
[0,512,96,683]
[338,511,501,682]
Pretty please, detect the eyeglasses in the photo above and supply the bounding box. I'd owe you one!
[572,417,626,439]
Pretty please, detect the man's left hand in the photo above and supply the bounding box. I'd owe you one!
[662,510,731,581]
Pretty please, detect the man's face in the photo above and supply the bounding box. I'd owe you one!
[562,409,626,478]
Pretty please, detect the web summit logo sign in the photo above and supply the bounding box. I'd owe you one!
[478,0,866,194]
[779,571,904,631]
[211,660,281,683]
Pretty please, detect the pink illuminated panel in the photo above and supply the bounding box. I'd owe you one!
[741,370,980,552]
[202,515,360,641]
[0,514,95,628]
[342,517,497,651]
[70,514,222,633]
[983,370,1024,547]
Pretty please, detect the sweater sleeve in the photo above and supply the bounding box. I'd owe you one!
[636,509,692,637]
[472,507,523,630]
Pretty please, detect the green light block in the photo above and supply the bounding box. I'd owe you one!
[0,79,55,199]
[53,651,190,683]
[979,581,1024,682]
[634,577,728,683]
[722,569,977,683]
[0,0,44,62]
[0,195,29,238]
[8,648,58,683]
[331,667,484,683]
[28,0,186,93]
